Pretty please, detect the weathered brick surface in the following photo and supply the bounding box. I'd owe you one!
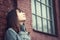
[0,0,14,40]
[18,0,60,40]
[0,0,60,40]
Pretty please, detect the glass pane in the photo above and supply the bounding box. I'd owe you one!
[42,5,46,18]
[46,0,49,6]
[31,0,35,14]
[37,17,42,31]
[46,0,53,6]
[51,0,53,6]
[47,7,50,19]
[48,21,51,34]
[36,1,41,16]
[51,21,55,34]
[48,0,52,6]
[32,15,36,30]
[50,0,53,6]
[41,0,45,4]
[37,0,41,1]
[43,19,47,33]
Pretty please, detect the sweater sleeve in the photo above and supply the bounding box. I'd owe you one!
[4,29,17,40]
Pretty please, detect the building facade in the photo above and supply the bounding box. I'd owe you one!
[0,0,60,40]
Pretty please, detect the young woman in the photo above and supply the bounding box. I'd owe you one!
[4,8,27,40]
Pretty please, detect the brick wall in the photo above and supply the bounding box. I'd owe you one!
[17,0,60,40]
[0,0,14,40]
[0,0,60,40]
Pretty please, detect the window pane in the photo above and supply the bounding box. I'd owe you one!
[36,1,41,16]
[31,0,55,35]
[46,0,52,6]
[41,0,45,4]
[47,7,50,19]
[51,21,55,34]
[37,0,41,1]
[51,0,53,6]
[42,5,46,18]
[32,15,36,30]
[48,0,52,6]
[46,0,49,6]
[48,21,51,34]
[31,0,35,14]
[43,19,47,33]
[37,17,42,31]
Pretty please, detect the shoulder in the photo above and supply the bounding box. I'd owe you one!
[5,28,18,40]
[6,28,17,35]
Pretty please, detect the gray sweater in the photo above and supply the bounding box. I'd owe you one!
[5,28,21,40]
[4,28,31,40]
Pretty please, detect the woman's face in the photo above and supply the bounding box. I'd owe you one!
[16,9,26,22]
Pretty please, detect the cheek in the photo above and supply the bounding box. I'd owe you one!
[18,16,21,21]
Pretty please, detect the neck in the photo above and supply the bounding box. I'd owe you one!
[19,22,24,25]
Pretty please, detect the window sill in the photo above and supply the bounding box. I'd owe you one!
[33,29,58,37]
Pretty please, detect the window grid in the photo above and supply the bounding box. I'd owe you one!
[45,0,48,33]
[36,0,53,8]
[31,0,55,35]
[34,0,38,30]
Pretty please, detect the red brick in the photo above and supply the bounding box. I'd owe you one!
[0,0,60,40]
[0,0,13,40]
[17,0,60,40]
[0,18,6,24]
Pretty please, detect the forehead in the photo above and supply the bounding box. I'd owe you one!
[16,9,22,12]
[16,10,25,15]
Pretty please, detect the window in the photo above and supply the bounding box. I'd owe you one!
[31,0,56,35]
